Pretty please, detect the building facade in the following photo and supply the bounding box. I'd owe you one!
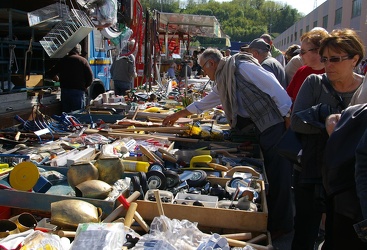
[274,0,367,54]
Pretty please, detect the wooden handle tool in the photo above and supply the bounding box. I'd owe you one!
[139,145,164,165]
[221,232,253,241]
[154,189,165,216]
[206,162,229,172]
[102,191,140,223]
[124,202,137,228]
[56,230,76,238]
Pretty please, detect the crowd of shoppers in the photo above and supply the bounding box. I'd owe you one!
[162,28,367,249]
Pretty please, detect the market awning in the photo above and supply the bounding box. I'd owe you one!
[158,12,227,39]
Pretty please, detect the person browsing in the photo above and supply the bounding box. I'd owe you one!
[110,40,137,96]
[163,48,294,239]
[48,44,93,113]
[242,38,287,88]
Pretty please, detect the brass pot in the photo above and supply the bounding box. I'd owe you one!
[94,157,124,184]
[67,161,99,190]
[0,220,19,238]
[75,180,112,199]
[9,212,37,232]
[51,200,102,230]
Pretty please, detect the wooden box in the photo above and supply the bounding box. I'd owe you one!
[135,180,268,233]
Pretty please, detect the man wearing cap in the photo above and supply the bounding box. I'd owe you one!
[163,48,294,239]
[243,38,287,89]
[261,33,286,67]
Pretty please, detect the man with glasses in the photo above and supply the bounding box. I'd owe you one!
[163,48,294,239]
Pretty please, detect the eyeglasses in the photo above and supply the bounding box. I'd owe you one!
[300,48,319,55]
[320,55,353,63]
[201,59,210,69]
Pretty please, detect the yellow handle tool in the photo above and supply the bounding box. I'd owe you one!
[189,155,212,168]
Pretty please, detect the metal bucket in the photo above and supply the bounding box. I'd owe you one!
[75,180,112,199]
[9,212,37,232]
[94,157,124,184]
[0,220,19,238]
[67,161,99,190]
[51,200,102,230]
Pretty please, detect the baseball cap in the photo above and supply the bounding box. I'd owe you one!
[241,38,270,52]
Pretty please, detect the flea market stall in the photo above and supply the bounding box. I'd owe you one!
[0,2,272,250]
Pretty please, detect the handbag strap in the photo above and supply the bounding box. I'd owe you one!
[321,77,346,110]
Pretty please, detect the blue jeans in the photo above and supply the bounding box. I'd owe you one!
[113,80,132,96]
[61,88,85,113]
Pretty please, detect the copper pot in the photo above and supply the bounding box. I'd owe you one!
[94,157,124,184]
[67,161,99,190]
[0,220,19,238]
[51,200,102,230]
[75,180,112,199]
[9,212,37,232]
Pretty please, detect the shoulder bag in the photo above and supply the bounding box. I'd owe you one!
[275,127,302,166]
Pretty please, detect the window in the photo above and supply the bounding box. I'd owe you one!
[306,25,309,32]
[352,0,361,18]
[335,7,342,25]
[323,15,328,29]
[313,21,318,28]
[294,32,297,41]
[300,28,303,37]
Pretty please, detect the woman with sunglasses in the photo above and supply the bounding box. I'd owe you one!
[286,28,329,103]
[290,28,365,250]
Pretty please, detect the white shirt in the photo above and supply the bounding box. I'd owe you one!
[186,61,291,117]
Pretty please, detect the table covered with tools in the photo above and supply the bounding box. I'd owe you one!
[0,89,273,249]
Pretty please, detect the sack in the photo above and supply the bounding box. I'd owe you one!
[275,128,302,166]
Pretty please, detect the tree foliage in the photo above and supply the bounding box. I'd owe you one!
[138,0,303,43]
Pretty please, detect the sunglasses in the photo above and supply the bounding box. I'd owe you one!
[320,55,353,63]
[300,47,319,55]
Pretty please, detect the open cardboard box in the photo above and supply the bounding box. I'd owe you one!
[11,74,43,88]
[135,179,268,233]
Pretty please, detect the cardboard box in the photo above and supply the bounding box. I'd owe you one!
[11,74,43,88]
[135,180,268,233]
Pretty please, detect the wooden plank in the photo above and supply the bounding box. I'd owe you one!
[135,200,267,232]
[135,180,268,232]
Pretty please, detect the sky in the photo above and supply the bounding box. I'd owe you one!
[216,0,327,15]
[277,0,327,15]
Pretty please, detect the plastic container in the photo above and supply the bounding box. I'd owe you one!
[144,190,174,203]
[121,160,149,172]
[174,193,218,208]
